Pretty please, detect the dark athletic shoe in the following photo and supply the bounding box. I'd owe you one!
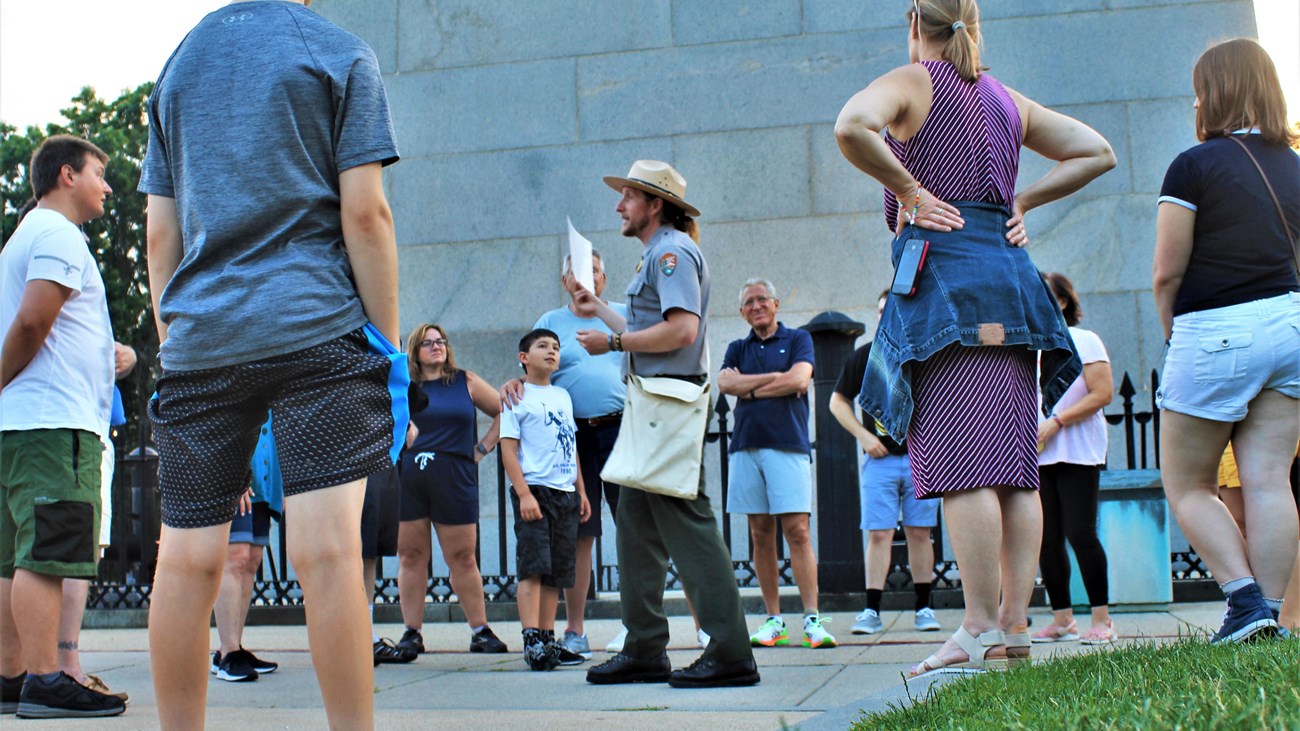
[234,648,278,675]
[1,672,24,714]
[585,652,672,685]
[1211,583,1278,644]
[210,651,221,675]
[470,626,507,653]
[668,656,761,688]
[374,638,417,665]
[397,627,425,656]
[215,652,259,683]
[16,672,126,719]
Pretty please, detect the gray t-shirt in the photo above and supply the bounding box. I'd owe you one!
[138,1,399,371]
[624,227,710,377]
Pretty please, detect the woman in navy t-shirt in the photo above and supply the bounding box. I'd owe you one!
[1153,38,1299,644]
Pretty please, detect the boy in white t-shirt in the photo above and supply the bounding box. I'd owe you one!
[500,328,591,671]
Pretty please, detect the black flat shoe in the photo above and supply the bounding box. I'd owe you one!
[585,653,671,685]
[668,656,760,688]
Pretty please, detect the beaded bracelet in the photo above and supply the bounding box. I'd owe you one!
[907,189,921,224]
[615,331,624,351]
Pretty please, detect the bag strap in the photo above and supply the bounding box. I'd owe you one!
[1226,135,1299,276]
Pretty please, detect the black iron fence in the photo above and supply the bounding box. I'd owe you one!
[88,367,1210,610]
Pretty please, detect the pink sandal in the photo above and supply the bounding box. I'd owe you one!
[1030,619,1078,643]
[1080,620,1116,645]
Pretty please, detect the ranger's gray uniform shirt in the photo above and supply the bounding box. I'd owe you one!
[624,228,710,377]
[138,1,399,371]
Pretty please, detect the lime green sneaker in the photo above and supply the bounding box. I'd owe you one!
[749,616,789,647]
[803,615,837,648]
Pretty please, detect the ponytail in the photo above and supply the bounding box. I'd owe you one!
[916,0,985,83]
[660,201,700,243]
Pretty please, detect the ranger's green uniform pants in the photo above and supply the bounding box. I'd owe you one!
[614,471,754,663]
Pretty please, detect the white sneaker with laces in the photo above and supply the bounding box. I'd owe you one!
[851,608,884,634]
[914,607,942,631]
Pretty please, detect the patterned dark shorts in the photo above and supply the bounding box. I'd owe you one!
[150,328,394,529]
[511,485,580,588]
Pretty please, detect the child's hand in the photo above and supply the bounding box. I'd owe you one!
[579,494,592,523]
[519,493,543,522]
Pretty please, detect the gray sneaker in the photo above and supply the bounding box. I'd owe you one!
[914,607,942,631]
[851,609,883,635]
[562,631,592,661]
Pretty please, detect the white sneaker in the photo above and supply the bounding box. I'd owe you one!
[914,607,942,632]
[697,628,711,649]
[605,626,628,653]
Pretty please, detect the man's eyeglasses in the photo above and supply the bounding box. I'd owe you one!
[419,338,449,348]
[742,295,774,308]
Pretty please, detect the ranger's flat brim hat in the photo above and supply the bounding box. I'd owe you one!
[603,160,700,218]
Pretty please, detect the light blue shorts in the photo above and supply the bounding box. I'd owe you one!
[726,448,812,515]
[860,453,939,531]
[1158,292,1300,422]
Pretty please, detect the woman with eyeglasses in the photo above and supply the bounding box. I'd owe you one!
[394,323,508,656]
[834,0,1115,676]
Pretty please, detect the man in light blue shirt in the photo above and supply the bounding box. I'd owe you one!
[533,251,627,659]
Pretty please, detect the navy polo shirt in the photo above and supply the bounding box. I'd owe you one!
[722,323,814,454]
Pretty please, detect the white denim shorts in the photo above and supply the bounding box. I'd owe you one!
[1158,292,1300,422]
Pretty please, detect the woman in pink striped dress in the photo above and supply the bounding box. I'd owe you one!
[834,0,1115,677]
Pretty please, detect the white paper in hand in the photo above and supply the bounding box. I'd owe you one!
[567,217,595,294]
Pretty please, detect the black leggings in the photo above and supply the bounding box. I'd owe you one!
[1038,462,1109,610]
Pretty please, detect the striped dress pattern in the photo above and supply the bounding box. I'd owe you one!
[883,60,1023,233]
[880,61,1038,498]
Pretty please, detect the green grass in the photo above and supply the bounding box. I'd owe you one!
[853,637,1300,731]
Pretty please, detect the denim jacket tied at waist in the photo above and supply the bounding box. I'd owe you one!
[858,202,1082,442]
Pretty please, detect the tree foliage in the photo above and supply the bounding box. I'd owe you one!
[1,83,156,435]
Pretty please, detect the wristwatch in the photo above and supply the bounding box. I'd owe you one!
[476,443,490,455]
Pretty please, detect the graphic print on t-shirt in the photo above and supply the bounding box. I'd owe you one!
[546,409,576,470]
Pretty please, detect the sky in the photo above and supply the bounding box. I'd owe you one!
[0,0,1297,131]
[0,0,226,130]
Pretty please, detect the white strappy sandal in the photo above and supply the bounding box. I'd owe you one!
[910,626,1007,678]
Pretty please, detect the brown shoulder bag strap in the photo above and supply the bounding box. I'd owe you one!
[1227,135,1299,276]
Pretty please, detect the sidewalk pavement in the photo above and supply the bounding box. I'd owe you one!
[43,600,1227,730]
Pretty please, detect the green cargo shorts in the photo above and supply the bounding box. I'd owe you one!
[0,429,102,579]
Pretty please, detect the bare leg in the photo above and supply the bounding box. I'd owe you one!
[433,523,488,629]
[1281,540,1300,632]
[903,525,935,585]
[1232,391,1300,598]
[12,570,63,675]
[748,515,781,616]
[363,558,378,606]
[58,578,90,682]
[538,586,560,632]
[996,485,1042,635]
[517,576,541,629]
[149,523,230,729]
[396,519,431,630]
[563,535,596,635]
[1160,411,1247,583]
[921,488,1002,669]
[285,480,373,731]
[215,543,253,656]
[0,578,23,677]
[865,530,893,590]
[1219,488,1247,540]
[781,513,818,614]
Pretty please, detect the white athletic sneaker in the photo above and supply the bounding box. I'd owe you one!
[606,627,628,653]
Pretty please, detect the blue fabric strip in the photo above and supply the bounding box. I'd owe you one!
[363,323,411,463]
